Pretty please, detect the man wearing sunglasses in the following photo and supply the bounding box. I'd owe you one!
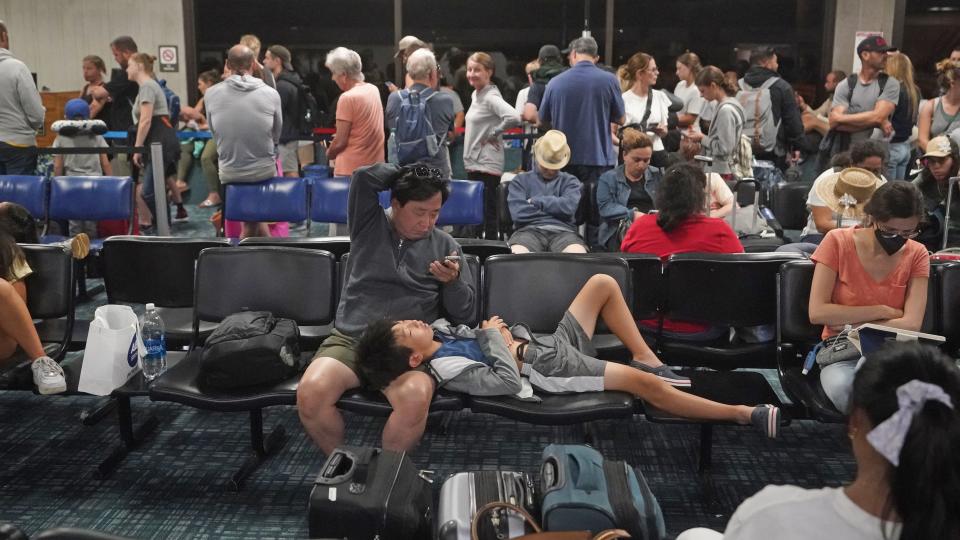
[297,162,475,455]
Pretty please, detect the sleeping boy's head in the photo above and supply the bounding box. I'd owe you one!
[355,319,436,390]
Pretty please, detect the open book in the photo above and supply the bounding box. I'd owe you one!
[848,323,946,356]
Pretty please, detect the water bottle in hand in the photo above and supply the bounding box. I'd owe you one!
[141,303,166,381]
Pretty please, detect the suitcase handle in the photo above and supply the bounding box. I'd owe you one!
[541,453,601,494]
[315,448,378,486]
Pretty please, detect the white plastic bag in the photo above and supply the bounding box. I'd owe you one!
[78,305,143,396]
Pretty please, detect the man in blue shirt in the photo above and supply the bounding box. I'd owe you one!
[539,36,625,249]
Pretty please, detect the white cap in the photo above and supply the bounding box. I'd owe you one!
[146,303,155,310]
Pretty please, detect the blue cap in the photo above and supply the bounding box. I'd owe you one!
[64,99,90,120]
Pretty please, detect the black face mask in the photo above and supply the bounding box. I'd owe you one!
[875,228,907,256]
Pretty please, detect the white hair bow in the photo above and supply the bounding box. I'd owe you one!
[866,380,954,466]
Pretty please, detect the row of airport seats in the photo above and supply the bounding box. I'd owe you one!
[7,236,959,488]
[224,176,485,233]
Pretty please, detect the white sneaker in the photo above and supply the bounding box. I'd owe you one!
[31,356,66,395]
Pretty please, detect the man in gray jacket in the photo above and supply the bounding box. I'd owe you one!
[354,274,780,439]
[0,21,45,175]
[204,44,282,238]
[297,163,476,455]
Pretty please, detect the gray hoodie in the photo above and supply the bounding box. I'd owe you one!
[0,49,45,146]
[204,74,282,183]
[335,163,476,336]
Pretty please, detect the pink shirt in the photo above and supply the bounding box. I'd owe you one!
[811,227,930,339]
[334,82,384,176]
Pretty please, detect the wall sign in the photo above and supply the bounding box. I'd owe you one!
[158,45,179,72]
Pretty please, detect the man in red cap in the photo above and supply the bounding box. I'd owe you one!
[828,35,900,146]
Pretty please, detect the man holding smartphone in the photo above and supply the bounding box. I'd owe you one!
[297,163,475,455]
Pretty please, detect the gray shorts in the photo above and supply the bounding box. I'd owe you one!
[521,311,607,393]
[508,227,586,253]
[279,141,299,174]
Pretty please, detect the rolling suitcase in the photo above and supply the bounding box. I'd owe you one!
[729,178,785,252]
[932,176,960,260]
[436,470,536,540]
[308,446,432,540]
[540,445,666,540]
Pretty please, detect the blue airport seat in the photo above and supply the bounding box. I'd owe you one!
[43,176,134,249]
[0,175,47,219]
[437,179,484,226]
[309,176,351,224]
[224,177,309,223]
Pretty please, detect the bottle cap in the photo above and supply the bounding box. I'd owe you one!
[146,303,156,311]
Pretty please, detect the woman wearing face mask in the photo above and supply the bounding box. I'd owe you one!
[912,135,960,248]
[808,181,929,412]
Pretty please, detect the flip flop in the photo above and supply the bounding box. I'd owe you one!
[198,199,221,208]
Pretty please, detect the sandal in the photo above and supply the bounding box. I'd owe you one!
[198,198,221,208]
[68,233,90,260]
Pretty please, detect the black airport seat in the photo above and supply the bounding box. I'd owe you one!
[102,236,231,348]
[149,247,337,489]
[239,235,352,260]
[0,244,74,391]
[940,262,960,354]
[771,181,813,242]
[775,260,844,423]
[467,392,635,425]
[657,252,804,369]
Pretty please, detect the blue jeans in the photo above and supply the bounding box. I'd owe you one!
[820,357,863,413]
[0,142,37,175]
[886,141,912,181]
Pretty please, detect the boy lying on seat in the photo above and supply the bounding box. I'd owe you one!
[356,274,781,438]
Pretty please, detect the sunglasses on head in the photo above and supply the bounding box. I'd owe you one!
[410,166,443,179]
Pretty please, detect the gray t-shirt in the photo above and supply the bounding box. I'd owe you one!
[440,87,464,115]
[831,74,900,142]
[52,134,109,176]
[132,79,169,123]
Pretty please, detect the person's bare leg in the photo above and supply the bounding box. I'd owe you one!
[166,175,183,205]
[566,274,659,365]
[381,370,434,452]
[297,357,360,455]
[560,243,588,253]
[136,185,153,227]
[241,222,270,239]
[604,362,752,423]
[510,244,531,254]
[0,280,45,361]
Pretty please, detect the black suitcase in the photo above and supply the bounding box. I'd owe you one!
[308,446,432,540]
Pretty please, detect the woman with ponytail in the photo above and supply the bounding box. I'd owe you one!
[677,342,960,540]
[684,66,744,178]
[674,52,704,131]
[615,52,671,164]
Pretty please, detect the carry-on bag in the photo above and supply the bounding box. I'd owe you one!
[308,446,432,540]
[437,470,537,540]
[728,178,784,252]
[540,444,665,540]
[199,311,300,390]
[471,501,628,540]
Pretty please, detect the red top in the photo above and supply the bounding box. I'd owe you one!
[622,213,744,333]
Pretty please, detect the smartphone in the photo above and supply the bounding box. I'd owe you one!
[444,255,462,263]
[646,122,659,131]
[385,81,395,88]
[694,155,714,165]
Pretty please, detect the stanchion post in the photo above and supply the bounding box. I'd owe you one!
[150,143,170,236]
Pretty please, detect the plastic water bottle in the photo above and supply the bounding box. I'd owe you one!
[141,303,166,381]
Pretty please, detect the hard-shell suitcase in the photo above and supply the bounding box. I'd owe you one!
[436,470,536,540]
[308,446,432,540]
[540,444,666,540]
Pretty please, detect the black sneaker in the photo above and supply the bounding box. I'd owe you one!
[751,404,780,439]
[629,361,692,387]
[173,206,189,223]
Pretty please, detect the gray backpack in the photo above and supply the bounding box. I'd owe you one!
[737,77,780,154]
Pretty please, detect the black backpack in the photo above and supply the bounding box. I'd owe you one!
[199,311,301,390]
[279,72,321,136]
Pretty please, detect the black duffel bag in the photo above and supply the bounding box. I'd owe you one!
[199,311,301,390]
